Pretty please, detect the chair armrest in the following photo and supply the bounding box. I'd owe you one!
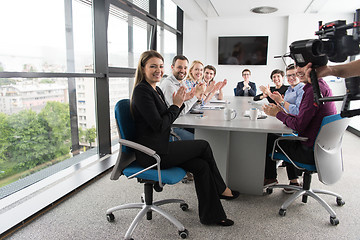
[119,139,156,156]
[271,136,309,171]
[118,139,164,188]
[275,136,308,142]
[170,128,181,141]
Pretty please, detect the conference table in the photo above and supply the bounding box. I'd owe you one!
[173,96,293,195]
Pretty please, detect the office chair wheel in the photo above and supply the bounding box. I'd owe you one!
[336,198,345,206]
[330,216,339,226]
[178,229,189,239]
[180,203,189,211]
[106,213,115,222]
[266,188,273,194]
[279,208,286,217]
[154,182,163,192]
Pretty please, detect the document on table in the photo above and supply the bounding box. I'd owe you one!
[210,99,227,103]
[200,103,225,110]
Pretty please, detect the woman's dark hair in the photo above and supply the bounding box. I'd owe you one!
[270,69,285,79]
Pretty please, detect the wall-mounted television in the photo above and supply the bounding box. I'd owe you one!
[218,36,268,65]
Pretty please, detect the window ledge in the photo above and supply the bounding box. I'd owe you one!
[0,147,119,235]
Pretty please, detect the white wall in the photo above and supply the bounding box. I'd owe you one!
[183,16,208,64]
[206,16,288,96]
[183,11,359,130]
[183,12,354,97]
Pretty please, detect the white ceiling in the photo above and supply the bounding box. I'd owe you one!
[173,0,360,19]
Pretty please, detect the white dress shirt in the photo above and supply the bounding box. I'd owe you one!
[159,74,198,115]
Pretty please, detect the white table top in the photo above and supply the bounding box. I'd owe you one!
[173,96,293,134]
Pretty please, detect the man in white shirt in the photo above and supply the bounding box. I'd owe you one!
[160,55,203,116]
[160,55,203,141]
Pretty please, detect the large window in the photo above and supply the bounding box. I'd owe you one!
[0,0,183,233]
[108,4,151,68]
[0,0,96,197]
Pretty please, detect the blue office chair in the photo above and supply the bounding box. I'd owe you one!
[266,114,350,225]
[234,88,237,96]
[106,99,189,239]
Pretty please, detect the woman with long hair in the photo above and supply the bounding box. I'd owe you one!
[131,50,239,226]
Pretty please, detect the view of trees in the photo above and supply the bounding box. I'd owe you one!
[0,101,96,186]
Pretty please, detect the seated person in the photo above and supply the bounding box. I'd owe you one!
[262,64,337,191]
[268,64,304,115]
[132,50,239,226]
[160,55,204,141]
[184,60,205,92]
[253,69,288,104]
[235,69,256,96]
[202,65,227,103]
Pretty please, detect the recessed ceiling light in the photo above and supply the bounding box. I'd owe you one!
[250,6,278,14]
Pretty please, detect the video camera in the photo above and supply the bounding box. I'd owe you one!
[282,9,360,118]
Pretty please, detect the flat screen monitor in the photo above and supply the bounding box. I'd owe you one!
[218,36,268,65]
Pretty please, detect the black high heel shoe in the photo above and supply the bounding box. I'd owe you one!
[219,190,240,200]
[217,218,234,226]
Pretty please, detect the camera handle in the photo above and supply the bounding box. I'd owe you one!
[310,68,322,106]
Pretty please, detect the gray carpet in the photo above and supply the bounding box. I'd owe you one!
[4,131,360,240]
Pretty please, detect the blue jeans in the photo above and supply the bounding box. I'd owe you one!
[172,128,194,141]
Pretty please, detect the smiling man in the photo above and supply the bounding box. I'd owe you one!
[160,55,202,116]
[159,55,202,141]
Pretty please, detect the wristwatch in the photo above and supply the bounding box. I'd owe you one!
[280,100,285,107]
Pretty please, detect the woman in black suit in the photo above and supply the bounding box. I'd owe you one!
[131,50,239,226]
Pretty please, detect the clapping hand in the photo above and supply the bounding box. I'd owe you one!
[219,79,227,90]
[259,85,271,97]
[269,91,282,104]
[195,82,206,100]
[173,86,186,107]
[185,88,195,101]
[205,81,216,94]
[262,103,283,117]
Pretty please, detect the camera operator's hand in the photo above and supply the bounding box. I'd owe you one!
[299,59,360,81]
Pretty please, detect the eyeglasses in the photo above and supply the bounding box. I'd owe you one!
[286,74,296,79]
[242,73,250,76]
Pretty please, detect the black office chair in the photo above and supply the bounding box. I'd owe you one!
[106,99,189,239]
[266,114,350,225]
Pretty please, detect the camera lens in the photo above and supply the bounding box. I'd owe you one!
[311,39,323,56]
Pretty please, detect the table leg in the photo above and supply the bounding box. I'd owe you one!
[195,129,267,195]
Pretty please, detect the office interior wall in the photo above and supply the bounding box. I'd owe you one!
[182,11,359,131]
[205,16,288,96]
[182,17,207,69]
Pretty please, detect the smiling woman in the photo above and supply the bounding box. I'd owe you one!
[0,0,184,235]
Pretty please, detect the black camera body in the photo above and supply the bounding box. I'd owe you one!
[289,19,360,68]
[287,9,360,117]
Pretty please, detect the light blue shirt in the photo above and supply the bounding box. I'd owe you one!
[284,82,305,115]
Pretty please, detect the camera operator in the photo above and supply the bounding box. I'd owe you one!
[262,64,337,189]
[300,59,360,81]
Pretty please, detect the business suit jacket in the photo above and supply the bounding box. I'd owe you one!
[235,81,257,96]
[131,80,184,155]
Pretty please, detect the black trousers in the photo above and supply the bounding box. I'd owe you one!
[265,133,315,180]
[136,139,227,225]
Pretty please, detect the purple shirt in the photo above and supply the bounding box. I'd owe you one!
[276,79,337,148]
